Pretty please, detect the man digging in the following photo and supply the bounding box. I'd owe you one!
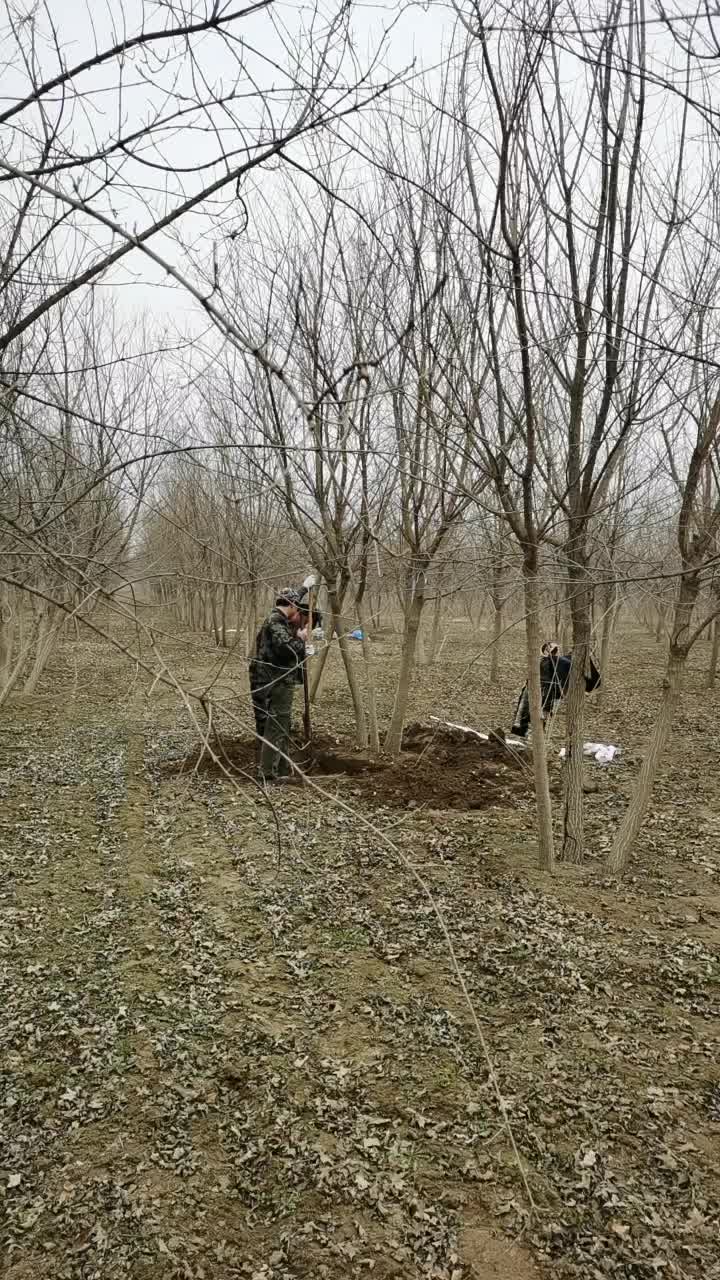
[249,588,308,784]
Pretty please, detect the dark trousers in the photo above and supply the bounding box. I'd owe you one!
[254,680,294,778]
[512,685,531,737]
[512,686,559,736]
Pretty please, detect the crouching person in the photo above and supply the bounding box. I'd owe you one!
[249,589,308,783]
[511,642,601,738]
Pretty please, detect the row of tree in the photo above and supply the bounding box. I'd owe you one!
[3,0,720,876]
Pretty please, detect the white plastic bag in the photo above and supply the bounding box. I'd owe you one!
[559,741,619,764]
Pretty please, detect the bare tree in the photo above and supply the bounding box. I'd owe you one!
[0,0,400,709]
[0,0,397,350]
[198,194,394,748]
[610,292,720,873]
[448,0,708,870]
[0,294,171,701]
[377,165,488,755]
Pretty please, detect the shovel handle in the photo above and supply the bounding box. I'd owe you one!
[303,665,312,742]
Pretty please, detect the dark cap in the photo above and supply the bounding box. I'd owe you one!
[276,588,302,607]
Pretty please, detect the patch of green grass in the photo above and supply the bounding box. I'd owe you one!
[323,925,369,949]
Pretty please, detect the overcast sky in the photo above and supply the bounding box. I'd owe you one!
[1,0,455,330]
[2,0,709,360]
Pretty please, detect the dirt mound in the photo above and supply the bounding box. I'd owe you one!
[381,721,531,810]
[166,722,532,812]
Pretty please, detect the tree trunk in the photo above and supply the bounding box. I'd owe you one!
[310,581,348,703]
[638,605,654,640]
[609,577,699,876]
[489,555,504,686]
[309,641,332,702]
[415,622,426,669]
[561,609,591,863]
[370,592,383,631]
[553,588,563,643]
[0,601,33,708]
[559,604,571,651]
[245,585,261,657]
[655,604,666,643]
[385,589,424,756]
[220,582,229,647]
[708,615,720,689]
[608,646,684,876]
[328,588,368,749]
[0,638,33,708]
[209,588,220,645]
[23,608,64,695]
[523,562,555,872]
[0,588,13,689]
[597,588,620,708]
[357,598,380,754]
[426,590,443,666]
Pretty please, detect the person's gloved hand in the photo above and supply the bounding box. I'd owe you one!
[312,625,324,641]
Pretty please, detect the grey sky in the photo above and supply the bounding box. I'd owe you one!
[0,0,454,330]
[2,0,710,362]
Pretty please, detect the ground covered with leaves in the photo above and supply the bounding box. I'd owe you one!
[1,613,719,1279]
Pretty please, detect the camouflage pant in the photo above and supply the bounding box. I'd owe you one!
[253,680,294,778]
[251,685,269,753]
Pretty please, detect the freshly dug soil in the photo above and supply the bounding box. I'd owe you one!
[168,721,533,812]
[375,721,532,810]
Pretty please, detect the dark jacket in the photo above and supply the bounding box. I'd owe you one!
[512,652,601,736]
[540,653,571,712]
[541,652,601,713]
[249,608,305,693]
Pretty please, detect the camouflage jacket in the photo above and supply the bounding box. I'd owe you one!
[249,608,305,691]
